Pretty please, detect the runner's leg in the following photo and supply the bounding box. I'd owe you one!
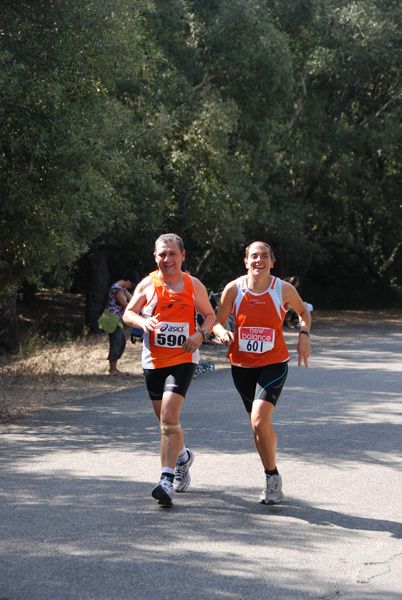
[154,391,184,469]
[249,400,277,471]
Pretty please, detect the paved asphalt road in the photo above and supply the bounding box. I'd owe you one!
[1,320,401,600]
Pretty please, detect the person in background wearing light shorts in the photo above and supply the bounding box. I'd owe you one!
[213,241,311,504]
[123,234,215,507]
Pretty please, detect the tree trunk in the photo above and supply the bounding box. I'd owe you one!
[193,246,215,281]
[0,293,19,354]
[85,247,109,333]
[271,237,289,279]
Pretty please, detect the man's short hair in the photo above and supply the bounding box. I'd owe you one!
[154,233,184,252]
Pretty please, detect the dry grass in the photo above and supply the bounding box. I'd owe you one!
[0,330,230,423]
[2,308,401,424]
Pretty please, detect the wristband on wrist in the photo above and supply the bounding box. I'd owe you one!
[299,330,310,337]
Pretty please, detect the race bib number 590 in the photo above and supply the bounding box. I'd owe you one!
[238,327,275,353]
[154,322,189,348]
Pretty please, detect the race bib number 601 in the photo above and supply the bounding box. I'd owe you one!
[238,327,275,353]
[154,322,189,348]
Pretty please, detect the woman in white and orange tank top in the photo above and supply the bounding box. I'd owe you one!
[213,241,311,505]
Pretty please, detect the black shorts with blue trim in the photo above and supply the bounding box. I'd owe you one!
[231,362,289,412]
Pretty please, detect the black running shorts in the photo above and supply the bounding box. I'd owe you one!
[231,362,288,412]
[143,362,197,401]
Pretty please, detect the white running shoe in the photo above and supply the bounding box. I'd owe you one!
[259,473,284,505]
[173,449,194,492]
[152,478,174,507]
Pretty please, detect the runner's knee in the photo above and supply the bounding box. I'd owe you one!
[160,422,182,436]
[251,412,273,435]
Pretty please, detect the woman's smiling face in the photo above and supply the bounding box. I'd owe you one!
[244,242,274,277]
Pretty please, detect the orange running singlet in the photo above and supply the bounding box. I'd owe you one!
[141,271,199,369]
[227,276,290,368]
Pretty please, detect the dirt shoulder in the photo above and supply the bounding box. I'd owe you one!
[1,306,401,423]
[0,332,231,423]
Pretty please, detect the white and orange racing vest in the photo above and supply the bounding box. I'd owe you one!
[227,276,290,368]
[141,270,199,369]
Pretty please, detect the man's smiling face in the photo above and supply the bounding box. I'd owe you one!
[154,240,185,278]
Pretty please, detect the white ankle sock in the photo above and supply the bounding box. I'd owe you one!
[177,447,188,463]
[161,467,175,476]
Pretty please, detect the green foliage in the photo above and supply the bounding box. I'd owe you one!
[1,0,401,313]
[269,0,402,303]
[0,1,120,297]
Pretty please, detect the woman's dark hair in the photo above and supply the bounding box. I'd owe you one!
[284,276,300,288]
[245,241,275,260]
[123,270,139,285]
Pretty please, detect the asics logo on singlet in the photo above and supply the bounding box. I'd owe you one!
[160,324,185,333]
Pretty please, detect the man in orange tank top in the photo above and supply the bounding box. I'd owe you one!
[213,241,311,505]
[124,234,215,507]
